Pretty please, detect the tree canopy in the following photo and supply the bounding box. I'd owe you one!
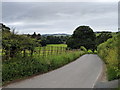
[96,32,112,46]
[2,24,39,60]
[67,26,96,51]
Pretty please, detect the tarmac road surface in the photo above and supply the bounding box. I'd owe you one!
[4,54,103,88]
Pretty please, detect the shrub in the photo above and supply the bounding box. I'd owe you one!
[80,46,87,53]
[87,49,93,54]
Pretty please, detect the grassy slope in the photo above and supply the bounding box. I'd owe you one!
[97,32,120,81]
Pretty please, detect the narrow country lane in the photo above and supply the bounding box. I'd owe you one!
[4,54,103,88]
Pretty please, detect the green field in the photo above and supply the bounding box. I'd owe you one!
[33,44,67,57]
[47,44,67,47]
[2,44,67,58]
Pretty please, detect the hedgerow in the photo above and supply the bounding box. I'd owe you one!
[97,32,120,80]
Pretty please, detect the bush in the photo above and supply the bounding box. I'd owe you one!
[2,56,47,83]
[87,49,93,54]
[80,46,87,53]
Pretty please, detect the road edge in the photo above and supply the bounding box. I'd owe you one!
[92,55,107,88]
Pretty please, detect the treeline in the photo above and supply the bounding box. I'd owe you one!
[27,32,69,46]
[26,28,114,49]
[2,24,114,60]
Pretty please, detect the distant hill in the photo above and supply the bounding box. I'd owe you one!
[42,33,71,37]
[94,31,112,34]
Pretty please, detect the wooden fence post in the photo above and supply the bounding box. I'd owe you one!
[39,47,41,56]
[48,46,50,55]
[47,47,49,56]
[60,47,62,54]
[43,47,45,57]
[51,46,53,55]
[57,47,59,54]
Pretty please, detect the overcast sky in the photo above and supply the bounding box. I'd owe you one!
[2,2,118,34]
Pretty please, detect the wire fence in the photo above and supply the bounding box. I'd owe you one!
[2,46,80,60]
[24,46,80,57]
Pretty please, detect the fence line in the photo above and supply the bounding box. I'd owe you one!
[2,46,80,59]
[33,46,80,57]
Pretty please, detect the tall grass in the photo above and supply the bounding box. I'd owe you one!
[2,50,85,85]
[97,32,120,81]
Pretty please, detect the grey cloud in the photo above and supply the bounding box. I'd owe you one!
[118,2,120,29]
[2,2,118,34]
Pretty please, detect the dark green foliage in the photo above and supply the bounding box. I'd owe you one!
[28,33,69,46]
[40,35,70,45]
[40,38,47,46]
[46,36,62,44]
[40,36,69,45]
[37,34,41,40]
[2,24,40,60]
[1,24,10,33]
[31,32,41,40]
[96,32,112,46]
[31,32,37,38]
[67,26,96,51]
[2,56,47,82]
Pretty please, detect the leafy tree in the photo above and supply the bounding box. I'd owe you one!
[31,32,41,40]
[2,24,40,60]
[67,26,96,51]
[38,35,69,45]
[46,36,62,44]
[60,36,70,44]
[40,38,47,46]
[18,35,39,57]
[37,33,41,40]
[96,32,112,46]
[31,32,37,38]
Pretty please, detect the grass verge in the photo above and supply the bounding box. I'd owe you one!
[2,50,85,85]
[97,32,120,81]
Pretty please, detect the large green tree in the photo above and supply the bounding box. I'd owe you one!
[67,26,96,51]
